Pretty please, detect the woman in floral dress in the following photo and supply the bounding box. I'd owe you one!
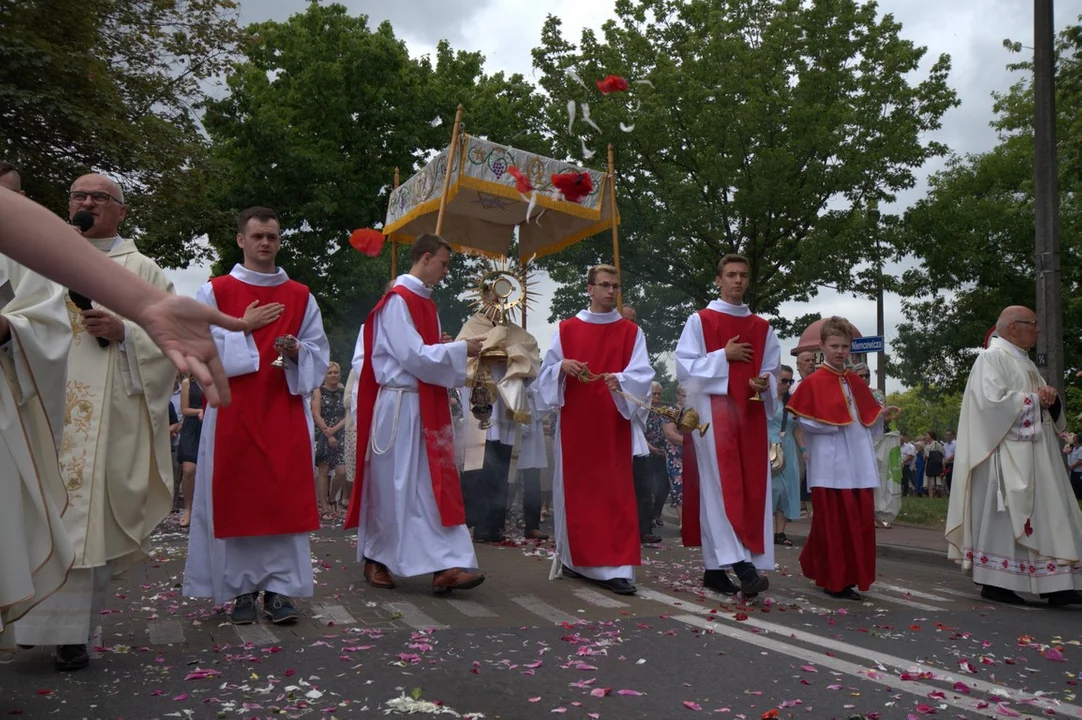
[661,387,687,530]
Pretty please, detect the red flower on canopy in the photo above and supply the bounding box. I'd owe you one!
[1024,518,1033,536]
[551,172,594,204]
[508,165,534,194]
[595,74,629,95]
[349,228,385,257]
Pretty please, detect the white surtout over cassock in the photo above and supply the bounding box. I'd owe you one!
[675,300,780,572]
[535,309,654,582]
[354,274,477,577]
[946,336,1082,594]
[16,237,175,647]
[0,258,73,644]
[183,265,329,604]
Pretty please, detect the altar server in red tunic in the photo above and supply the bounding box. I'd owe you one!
[676,254,780,596]
[344,234,485,595]
[535,264,654,595]
[183,207,330,624]
[787,316,900,600]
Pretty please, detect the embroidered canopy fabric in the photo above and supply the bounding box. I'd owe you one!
[383,134,616,260]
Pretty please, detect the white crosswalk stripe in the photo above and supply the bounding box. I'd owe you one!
[861,590,947,613]
[147,620,185,645]
[233,623,279,645]
[934,586,1038,611]
[571,587,630,609]
[311,603,358,625]
[383,601,448,630]
[445,599,498,618]
[511,595,579,624]
[873,582,951,602]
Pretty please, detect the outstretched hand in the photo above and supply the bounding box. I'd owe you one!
[136,295,247,408]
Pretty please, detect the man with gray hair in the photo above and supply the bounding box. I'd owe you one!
[946,305,1082,606]
[15,174,176,670]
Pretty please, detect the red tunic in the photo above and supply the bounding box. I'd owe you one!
[343,285,465,530]
[558,317,641,567]
[209,275,318,539]
[787,364,882,427]
[681,309,770,555]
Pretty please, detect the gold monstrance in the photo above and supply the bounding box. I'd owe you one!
[466,260,538,427]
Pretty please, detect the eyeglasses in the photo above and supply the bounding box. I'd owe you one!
[590,282,621,291]
[1013,320,1039,327]
[779,378,793,384]
[70,191,123,205]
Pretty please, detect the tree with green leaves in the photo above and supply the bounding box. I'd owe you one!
[530,0,958,354]
[892,21,1082,394]
[199,2,550,363]
[0,0,243,267]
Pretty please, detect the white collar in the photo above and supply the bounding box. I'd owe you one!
[707,299,750,317]
[395,273,431,299]
[576,308,622,324]
[990,336,1029,360]
[230,263,289,287]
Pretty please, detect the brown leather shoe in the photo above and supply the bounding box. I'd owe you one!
[431,567,486,595]
[525,529,549,540]
[364,560,395,589]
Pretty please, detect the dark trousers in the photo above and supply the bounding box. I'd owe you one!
[649,455,669,518]
[901,466,914,497]
[522,468,542,531]
[633,455,654,535]
[473,440,512,540]
[1071,472,1082,501]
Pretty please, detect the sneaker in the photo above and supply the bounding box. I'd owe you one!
[230,593,258,625]
[263,592,299,624]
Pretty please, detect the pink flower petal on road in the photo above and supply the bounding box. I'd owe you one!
[914,703,937,714]
[801,664,818,673]
[529,697,541,703]
[173,693,189,702]
[683,701,703,711]
[617,689,644,696]
[953,681,972,695]
[995,704,1021,717]
[1044,648,1066,662]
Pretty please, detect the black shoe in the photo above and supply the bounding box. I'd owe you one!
[600,578,637,595]
[774,532,793,547]
[230,592,258,624]
[54,644,89,672]
[561,566,584,579]
[263,592,299,624]
[980,585,1026,605]
[732,561,769,595]
[703,569,740,594]
[1042,589,1082,607]
[640,533,662,544]
[654,517,665,527]
[826,587,862,601]
[16,644,35,649]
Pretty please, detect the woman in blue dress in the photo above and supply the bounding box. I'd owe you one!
[769,365,801,546]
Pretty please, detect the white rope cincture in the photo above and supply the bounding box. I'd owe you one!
[369,387,412,457]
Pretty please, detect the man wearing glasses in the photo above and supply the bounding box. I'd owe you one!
[946,306,1082,607]
[536,264,654,595]
[16,174,176,670]
[675,254,779,596]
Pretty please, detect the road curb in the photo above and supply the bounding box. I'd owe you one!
[783,532,957,570]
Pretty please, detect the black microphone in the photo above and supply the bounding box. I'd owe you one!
[70,210,110,348]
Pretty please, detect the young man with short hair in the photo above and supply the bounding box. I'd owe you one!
[183,206,330,625]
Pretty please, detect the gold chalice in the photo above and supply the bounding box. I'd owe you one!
[575,367,710,437]
[271,335,297,369]
[748,375,767,402]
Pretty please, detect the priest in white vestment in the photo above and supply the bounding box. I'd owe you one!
[0,257,73,650]
[16,175,175,671]
[675,254,779,596]
[183,207,329,623]
[946,306,1082,606]
[535,264,654,595]
[344,234,485,594]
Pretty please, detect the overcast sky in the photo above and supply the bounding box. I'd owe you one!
[165,0,1078,390]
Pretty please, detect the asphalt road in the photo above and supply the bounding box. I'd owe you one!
[1,508,1079,720]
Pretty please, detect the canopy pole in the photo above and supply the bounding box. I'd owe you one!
[607,144,623,308]
[435,104,465,236]
[389,167,400,281]
[521,260,528,330]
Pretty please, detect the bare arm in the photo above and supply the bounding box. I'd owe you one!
[311,388,326,434]
[662,421,683,446]
[180,379,201,418]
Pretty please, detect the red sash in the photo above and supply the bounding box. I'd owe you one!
[209,274,318,538]
[344,285,465,529]
[787,364,882,427]
[559,316,641,567]
[682,309,770,554]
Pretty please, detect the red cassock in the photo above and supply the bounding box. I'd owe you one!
[681,309,770,555]
[209,275,319,539]
[787,365,883,592]
[343,285,465,530]
[559,317,641,567]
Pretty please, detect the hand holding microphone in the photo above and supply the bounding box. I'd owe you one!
[70,210,111,348]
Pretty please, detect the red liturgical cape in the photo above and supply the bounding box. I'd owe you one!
[559,317,641,567]
[787,364,882,427]
[344,285,465,530]
[209,275,318,538]
[681,309,769,555]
